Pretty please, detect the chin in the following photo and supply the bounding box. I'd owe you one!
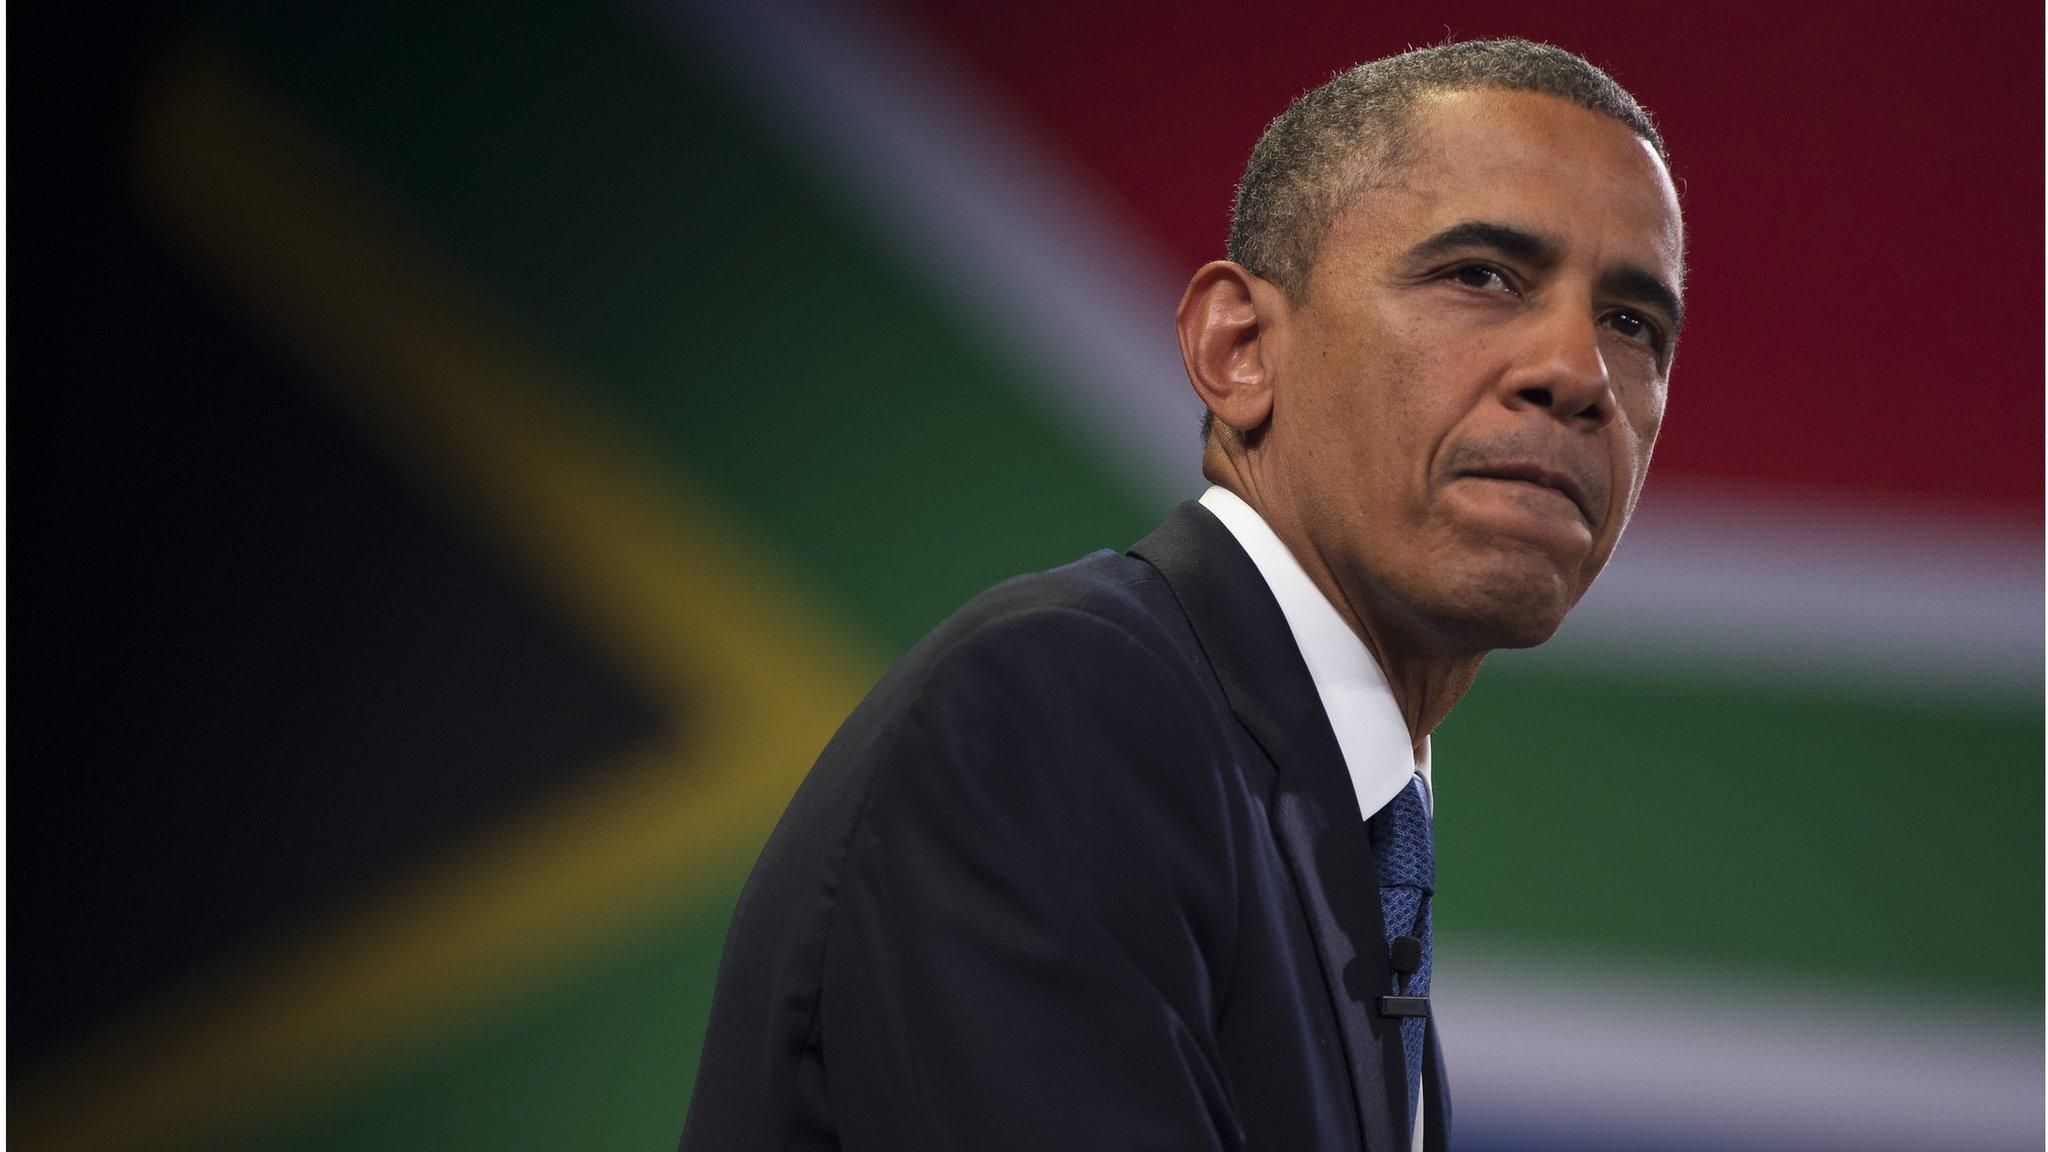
[1426,551,1579,650]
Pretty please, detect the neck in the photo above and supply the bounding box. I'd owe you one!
[1204,449,1485,750]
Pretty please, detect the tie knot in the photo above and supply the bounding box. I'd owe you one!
[1370,775,1433,892]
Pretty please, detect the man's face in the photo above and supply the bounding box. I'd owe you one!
[1265,87,1684,651]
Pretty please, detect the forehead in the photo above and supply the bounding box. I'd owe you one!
[1331,88,1683,279]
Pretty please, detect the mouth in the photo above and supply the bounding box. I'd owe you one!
[1458,462,1594,524]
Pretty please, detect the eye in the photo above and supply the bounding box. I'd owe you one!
[1603,308,1663,350]
[1447,263,1516,294]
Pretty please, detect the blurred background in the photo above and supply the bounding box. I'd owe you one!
[9,0,2042,1149]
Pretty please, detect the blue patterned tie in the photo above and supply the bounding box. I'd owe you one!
[1371,774,1433,1134]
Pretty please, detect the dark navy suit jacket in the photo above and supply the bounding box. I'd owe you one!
[680,501,1449,1151]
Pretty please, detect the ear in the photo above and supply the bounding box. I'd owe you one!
[1175,261,1286,439]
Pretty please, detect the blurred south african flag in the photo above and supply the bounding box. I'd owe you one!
[10,1,2040,1150]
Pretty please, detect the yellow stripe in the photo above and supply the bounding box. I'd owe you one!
[15,43,879,1152]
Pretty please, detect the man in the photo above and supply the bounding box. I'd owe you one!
[681,38,1683,1152]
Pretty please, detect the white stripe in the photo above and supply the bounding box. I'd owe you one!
[1549,487,2042,701]
[1436,946,2044,1150]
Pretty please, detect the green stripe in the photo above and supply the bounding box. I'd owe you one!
[1438,660,2042,1002]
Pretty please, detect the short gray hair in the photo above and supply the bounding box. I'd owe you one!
[1202,38,1667,442]
[1230,39,1665,297]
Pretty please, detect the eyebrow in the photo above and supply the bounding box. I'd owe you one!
[1405,220,1560,267]
[1406,219,1686,338]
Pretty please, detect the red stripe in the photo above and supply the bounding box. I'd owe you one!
[879,0,2043,514]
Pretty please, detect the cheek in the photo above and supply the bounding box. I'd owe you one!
[1292,306,1444,506]
[1610,386,1667,506]
[1626,383,1667,462]
[1388,338,1487,466]
[1632,369,1668,428]
[1344,344,1434,478]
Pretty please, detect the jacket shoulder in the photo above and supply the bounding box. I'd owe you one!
[819,547,1220,789]
[755,546,1216,860]
[917,547,1188,664]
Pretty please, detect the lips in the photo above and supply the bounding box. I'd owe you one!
[1458,462,1595,524]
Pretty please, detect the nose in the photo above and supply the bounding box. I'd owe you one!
[1497,305,1614,431]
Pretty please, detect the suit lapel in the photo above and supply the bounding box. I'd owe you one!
[1131,502,1406,1151]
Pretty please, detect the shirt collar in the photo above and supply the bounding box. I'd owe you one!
[1198,486,1430,818]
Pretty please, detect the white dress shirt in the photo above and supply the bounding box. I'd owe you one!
[1198,485,1431,1152]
